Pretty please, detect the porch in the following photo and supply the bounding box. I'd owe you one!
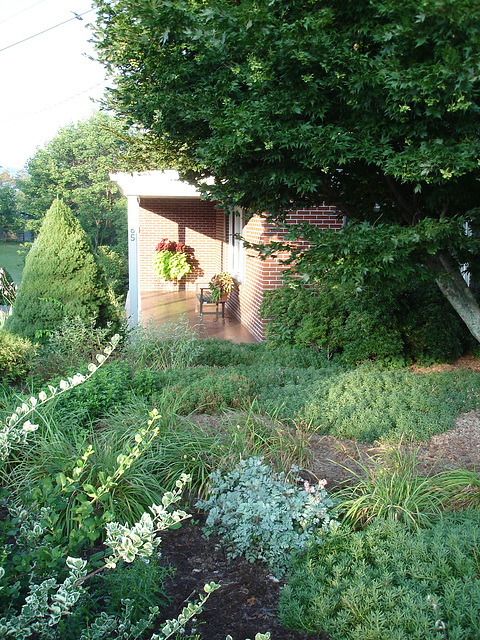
[139,291,259,344]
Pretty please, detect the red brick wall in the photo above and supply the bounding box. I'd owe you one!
[227,206,343,341]
[138,198,342,341]
[139,198,225,292]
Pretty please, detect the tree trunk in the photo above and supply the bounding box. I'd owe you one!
[429,253,480,343]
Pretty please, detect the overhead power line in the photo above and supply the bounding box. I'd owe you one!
[0,0,49,26]
[0,8,94,53]
[2,81,107,124]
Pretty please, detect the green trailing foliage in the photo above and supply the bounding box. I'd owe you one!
[6,199,119,342]
[153,239,191,281]
[260,278,474,366]
[280,513,480,640]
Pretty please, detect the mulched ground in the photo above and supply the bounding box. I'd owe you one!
[157,509,316,640]
[155,356,480,640]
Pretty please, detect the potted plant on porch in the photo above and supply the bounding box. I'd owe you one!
[209,272,234,303]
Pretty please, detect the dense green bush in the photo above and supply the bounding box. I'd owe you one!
[260,279,473,365]
[6,199,119,342]
[51,361,133,428]
[197,457,339,576]
[34,315,119,382]
[95,245,129,301]
[260,283,345,357]
[0,329,35,382]
[280,513,480,639]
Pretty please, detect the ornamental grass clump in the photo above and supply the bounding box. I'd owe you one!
[197,456,339,576]
[126,316,204,372]
[0,266,17,306]
[335,439,444,530]
[436,467,480,510]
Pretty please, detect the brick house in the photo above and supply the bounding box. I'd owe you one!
[111,171,343,342]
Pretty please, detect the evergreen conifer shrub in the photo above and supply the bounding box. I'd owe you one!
[6,199,118,340]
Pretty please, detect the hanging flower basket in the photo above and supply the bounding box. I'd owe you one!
[153,239,192,281]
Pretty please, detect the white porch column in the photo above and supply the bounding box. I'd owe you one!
[127,195,140,326]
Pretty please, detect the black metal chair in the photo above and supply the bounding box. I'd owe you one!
[196,286,226,321]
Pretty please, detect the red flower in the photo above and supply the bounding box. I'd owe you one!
[155,239,188,253]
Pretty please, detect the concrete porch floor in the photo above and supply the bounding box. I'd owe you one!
[139,291,259,344]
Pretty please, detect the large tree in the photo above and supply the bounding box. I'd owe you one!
[20,112,129,251]
[92,0,480,340]
[0,170,21,241]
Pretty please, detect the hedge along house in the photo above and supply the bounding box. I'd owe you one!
[111,170,343,342]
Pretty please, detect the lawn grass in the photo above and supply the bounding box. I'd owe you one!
[0,242,24,284]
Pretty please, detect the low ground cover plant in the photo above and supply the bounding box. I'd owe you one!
[296,364,480,441]
[197,456,339,576]
[3,312,480,639]
[280,512,480,640]
[131,357,480,443]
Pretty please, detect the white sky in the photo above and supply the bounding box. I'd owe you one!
[0,0,108,172]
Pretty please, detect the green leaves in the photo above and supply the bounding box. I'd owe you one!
[197,456,339,576]
[153,249,192,280]
[5,199,119,341]
[93,0,480,214]
[19,112,128,250]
